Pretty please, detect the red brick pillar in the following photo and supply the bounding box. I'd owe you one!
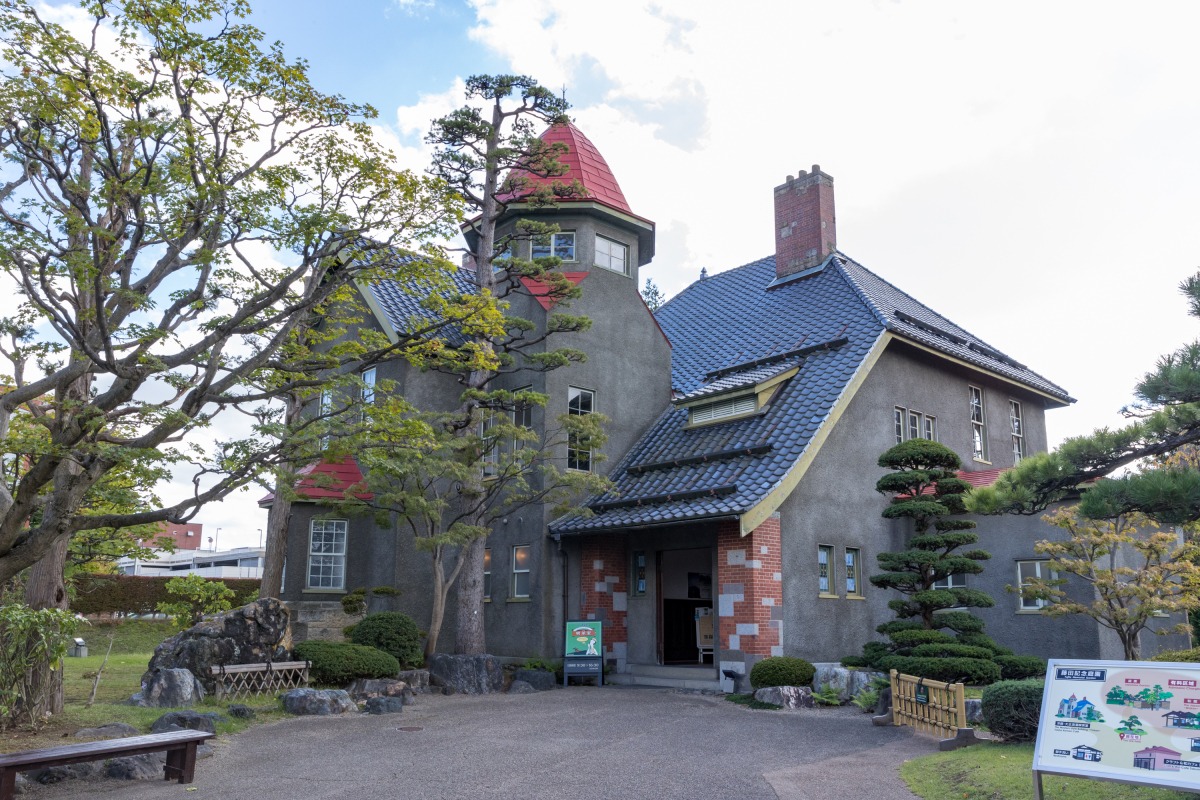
[717,515,783,687]
[579,538,628,670]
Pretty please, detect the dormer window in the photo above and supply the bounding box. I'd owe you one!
[689,393,756,425]
[595,235,629,275]
[532,232,575,261]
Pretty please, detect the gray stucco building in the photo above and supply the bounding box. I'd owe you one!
[275,123,1188,685]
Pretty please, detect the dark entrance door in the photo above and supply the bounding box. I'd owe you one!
[657,547,713,664]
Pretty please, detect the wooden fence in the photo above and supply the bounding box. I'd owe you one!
[885,669,981,750]
[210,661,310,701]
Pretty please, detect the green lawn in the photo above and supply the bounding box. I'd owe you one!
[901,742,1194,800]
[0,619,286,751]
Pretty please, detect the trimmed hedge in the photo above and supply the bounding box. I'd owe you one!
[909,643,995,660]
[293,641,400,686]
[1150,648,1200,663]
[994,655,1047,680]
[72,574,260,616]
[876,655,1001,685]
[981,678,1044,741]
[888,629,953,649]
[750,656,816,690]
[955,632,1013,656]
[348,612,424,669]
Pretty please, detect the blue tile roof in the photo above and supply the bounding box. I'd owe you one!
[549,253,1071,536]
[362,258,479,346]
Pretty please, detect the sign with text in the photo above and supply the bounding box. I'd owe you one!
[1033,659,1200,794]
[564,621,602,658]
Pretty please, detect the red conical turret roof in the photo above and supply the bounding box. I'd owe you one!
[505,122,633,215]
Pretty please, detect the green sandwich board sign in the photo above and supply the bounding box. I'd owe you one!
[563,620,603,687]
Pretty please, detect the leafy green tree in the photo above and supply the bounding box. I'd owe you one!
[1016,506,1200,660]
[418,75,603,654]
[641,278,666,311]
[0,0,467,593]
[157,573,236,629]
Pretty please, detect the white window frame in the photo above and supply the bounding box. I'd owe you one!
[690,394,757,425]
[1010,399,1025,464]
[594,234,630,276]
[318,388,333,450]
[845,548,862,597]
[361,367,376,405]
[1017,560,1055,610]
[306,519,347,590]
[512,544,531,599]
[970,386,989,462]
[531,231,576,262]
[512,386,533,455]
[932,573,967,590]
[818,544,835,596]
[567,386,594,471]
[894,407,905,444]
[480,410,501,477]
[924,415,937,442]
[893,406,938,442]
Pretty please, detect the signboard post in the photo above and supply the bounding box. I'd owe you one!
[1032,659,1200,798]
[563,621,603,687]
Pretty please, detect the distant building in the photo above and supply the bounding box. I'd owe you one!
[117,546,264,579]
[141,521,203,551]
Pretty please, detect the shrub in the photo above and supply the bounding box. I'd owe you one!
[909,643,995,660]
[889,629,954,650]
[812,683,842,706]
[156,574,235,629]
[876,655,1001,685]
[840,655,868,668]
[981,679,1044,741]
[0,605,79,730]
[749,656,816,689]
[994,655,1047,680]
[293,641,400,686]
[851,687,879,712]
[1150,648,1200,663]
[955,632,1013,656]
[347,612,423,669]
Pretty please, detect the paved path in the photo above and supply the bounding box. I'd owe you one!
[30,687,927,800]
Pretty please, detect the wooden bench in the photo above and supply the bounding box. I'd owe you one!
[0,729,214,799]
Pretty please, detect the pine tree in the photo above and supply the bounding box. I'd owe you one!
[641,278,666,311]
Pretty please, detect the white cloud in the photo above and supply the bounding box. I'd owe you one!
[458,0,1200,449]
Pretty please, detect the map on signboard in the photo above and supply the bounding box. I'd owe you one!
[1033,660,1200,793]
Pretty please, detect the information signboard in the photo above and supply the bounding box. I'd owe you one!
[563,620,603,687]
[1033,659,1200,796]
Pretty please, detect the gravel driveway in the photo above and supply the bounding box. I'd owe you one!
[27,687,928,800]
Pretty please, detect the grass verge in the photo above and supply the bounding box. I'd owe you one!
[901,742,1193,800]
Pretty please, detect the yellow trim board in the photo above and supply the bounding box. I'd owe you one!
[893,336,1071,407]
[739,331,889,536]
[355,280,400,345]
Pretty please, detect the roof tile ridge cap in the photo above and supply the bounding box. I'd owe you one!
[827,252,889,329]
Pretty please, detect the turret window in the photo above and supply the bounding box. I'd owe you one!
[532,232,575,261]
[595,235,629,275]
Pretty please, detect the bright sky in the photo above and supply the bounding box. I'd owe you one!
[34,0,1200,548]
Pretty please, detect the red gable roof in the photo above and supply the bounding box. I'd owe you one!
[258,458,373,507]
[908,467,1007,497]
[519,272,587,310]
[502,122,633,215]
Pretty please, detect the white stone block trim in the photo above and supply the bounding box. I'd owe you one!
[593,582,608,593]
[729,634,741,651]
[736,622,759,636]
[593,559,604,570]
[760,546,769,555]
[761,597,775,606]
[719,592,744,617]
[612,591,627,612]
[727,549,746,566]
[771,646,784,657]
[773,572,782,581]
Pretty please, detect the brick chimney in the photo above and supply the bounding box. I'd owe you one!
[774,165,836,279]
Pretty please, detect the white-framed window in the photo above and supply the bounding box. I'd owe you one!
[690,394,756,425]
[512,545,531,598]
[532,232,575,261]
[483,548,491,601]
[307,519,347,590]
[318,388,333,450]
[480,410,501,477]
[512,386,533,455]
[845,548,862,596]
[594,234,629,275]
[932,573,967,590]
[1017,560,1055,610]
[818,544,834,595]
[893,407,938,443]
[361,367,376,405]
[1010,399,1025,464]
[970,386,988,461]
[567,386,594,471]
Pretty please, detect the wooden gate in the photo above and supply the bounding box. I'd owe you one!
[210,661,311,700]
[885,669,981,750]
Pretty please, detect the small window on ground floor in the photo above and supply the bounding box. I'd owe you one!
[1017,560,1055,610]
[307,519,347,590]
[818,544,834,595]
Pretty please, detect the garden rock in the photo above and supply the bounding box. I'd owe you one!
[106,754,165,781]
[73,722,140,740]
[363,696,405,714]
[281,688,357,715]
[513,668,557,691]
[965,698,983,726]
[144,597,292,693]
[227,704,256,719]
[150,710,221,734]
[507,680,536,694]
[129,667,205,707]
[753,685,815,709]
[397,669,430,692]
[427,653,504,695]
[346,677,413,706]
[30,762,102,784]
[812,663,885,702]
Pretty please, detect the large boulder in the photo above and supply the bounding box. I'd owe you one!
[513,669,557,691]
[397,669,430,693]
[281,688,357,715]
[427,654,504,695]
[363,696,405,714]
[150,710,221,734]
[346,678,414,706]
[144,598,292,693]
[74,722,140,740]
[812,663,886,702]
[754,686,815,709]
[129,667,205,708]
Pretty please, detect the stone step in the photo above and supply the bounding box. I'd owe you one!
[628,663,718,680]
[607,672,722,691]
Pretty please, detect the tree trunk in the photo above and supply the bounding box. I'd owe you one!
[426,556,447,659]
[260,488,292,599]
[24,535,69,716]
[454,535,487,654]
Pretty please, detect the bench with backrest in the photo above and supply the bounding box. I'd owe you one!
[0,729,214,799]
